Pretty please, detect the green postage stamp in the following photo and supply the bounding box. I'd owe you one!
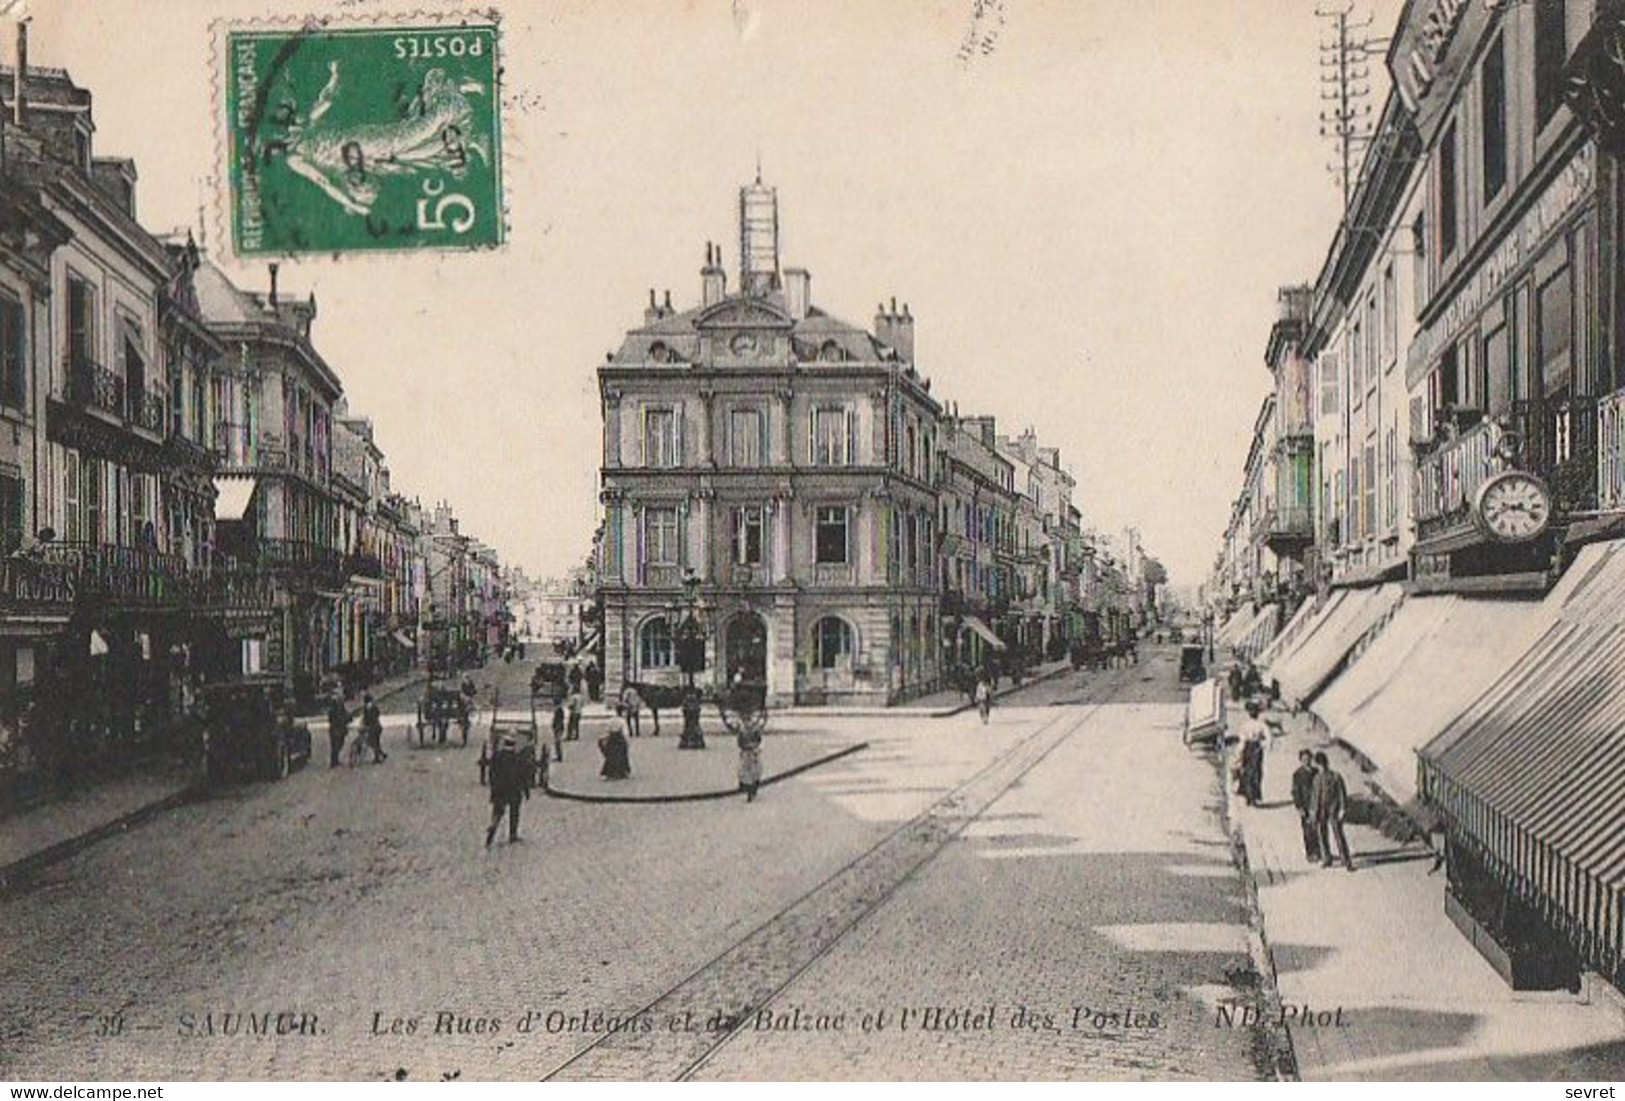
[224,19,504,255]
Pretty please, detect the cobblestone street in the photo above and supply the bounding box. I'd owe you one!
[1,649,1269,1081]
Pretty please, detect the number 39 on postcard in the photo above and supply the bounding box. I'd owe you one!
[223,19,504,256]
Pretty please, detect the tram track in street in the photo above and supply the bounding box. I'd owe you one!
[541,678,1118,1082]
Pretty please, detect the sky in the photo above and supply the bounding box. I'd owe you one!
[29,0,1402,586]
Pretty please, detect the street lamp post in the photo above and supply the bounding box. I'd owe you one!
[672,569,708,750]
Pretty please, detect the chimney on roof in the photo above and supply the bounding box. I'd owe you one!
[663,289,672,315]
[12,20,26,129]
[875,297,914,364]
[644,287,661,325]
[783,266,809,321]
[701,241,726,308]
[267,262,279,310]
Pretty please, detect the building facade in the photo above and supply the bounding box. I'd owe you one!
[598,178,944,706]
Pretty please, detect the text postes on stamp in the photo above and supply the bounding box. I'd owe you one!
[225,20,503,256]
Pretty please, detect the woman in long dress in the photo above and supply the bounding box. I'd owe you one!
[736,725,763,802]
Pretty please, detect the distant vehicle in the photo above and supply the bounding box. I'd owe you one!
[200,678,312,784]
[1178,644,1207,684]
[530,661,569,702]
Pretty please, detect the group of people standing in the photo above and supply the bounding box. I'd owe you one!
[324,691,386,767]
[1234,699,1356,873]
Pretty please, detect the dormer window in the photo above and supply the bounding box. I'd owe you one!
[649,341,671,364]
[819,340,843,363]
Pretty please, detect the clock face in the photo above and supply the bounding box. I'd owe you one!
[729,332,760,357]
[1475,471,1553,542]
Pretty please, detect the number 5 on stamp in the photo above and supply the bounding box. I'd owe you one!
[223,21,504,256]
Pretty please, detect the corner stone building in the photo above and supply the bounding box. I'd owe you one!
[598,179,941,706]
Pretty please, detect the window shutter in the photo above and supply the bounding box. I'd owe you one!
[675,408,685,467]
[808,406,818,465]
[846,408,856,466]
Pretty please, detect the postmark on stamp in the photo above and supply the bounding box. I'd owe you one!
[224,18,504,256]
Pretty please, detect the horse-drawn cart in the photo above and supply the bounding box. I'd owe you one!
[416,686,471,747]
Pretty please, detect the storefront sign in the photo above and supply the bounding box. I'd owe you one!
[1397,0,1472,114]
[1408,143,1596,385]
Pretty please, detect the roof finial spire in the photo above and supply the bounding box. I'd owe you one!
[755,148,762,184]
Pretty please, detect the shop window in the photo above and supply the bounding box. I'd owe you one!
[0,296,24,410]
[812,616,853,669]
[815,505,849,564]
[1535,0,1568,132]
[1482,35,1507,202]
[639,617,674,668]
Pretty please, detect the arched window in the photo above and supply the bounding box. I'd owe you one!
[812,616,854,670]
[640,616,674,668]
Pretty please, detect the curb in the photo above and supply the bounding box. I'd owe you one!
[1213,733,1300,1082]
[542,742,868,805]
[0,780,203,897]
[902,661,1078,719]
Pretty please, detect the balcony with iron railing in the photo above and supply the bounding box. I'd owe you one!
[257,537,346,579]
[1414,399,1597,546]
[129,387,165,435]
[66,356,125,419]
[33,541,191,605]
[1260,503,1315,552]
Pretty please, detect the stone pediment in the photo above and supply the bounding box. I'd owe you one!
[695,298,793,331]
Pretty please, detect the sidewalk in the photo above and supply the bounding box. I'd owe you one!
[1,664,431,889]
[1224,702,1625,1080]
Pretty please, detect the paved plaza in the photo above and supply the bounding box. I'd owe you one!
[0,649,1278,1081]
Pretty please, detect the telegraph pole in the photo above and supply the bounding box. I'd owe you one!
[1317,3,1387,210]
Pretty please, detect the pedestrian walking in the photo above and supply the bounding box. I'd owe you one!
[550,701,565,763]
[585,660,603,703]
[737,724,763,802]
[484,734,531,846]
[599,707,631,780]
[325,692,352,768]
[568,662,584,694]
[974,676,993,724]
[1310,751,1354,871]
[1291,749,1322,863]
[566,689,583,742]
[361,693,386,763]
[1235,702,1269,806]
[620,683,643,738]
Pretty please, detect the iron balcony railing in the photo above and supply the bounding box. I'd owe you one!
[1261,503,1314,540]
[1414,399,1598,541]
[258,537,345,577]
[129,387,165,434]
[33,541,190,604]
[66,356,124,418]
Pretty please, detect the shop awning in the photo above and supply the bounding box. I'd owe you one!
[1237,603,1279,660]
[1419,540,1625,972]
[959,615,1007,650]
[579,630,601,652]
[1321,595,1545,806]
[1260,590,1348,676]
[1270,584,1404,705]
[1256,596,1324,670]
[1214,606,1260,651]
[213,477,258,522]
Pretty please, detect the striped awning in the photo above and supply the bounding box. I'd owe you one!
[1214,605,1261,652]
[1271,584,1403,705]
[1419,540,1625,975]
[1255,596,1321,669]
[1237,603,1279,660]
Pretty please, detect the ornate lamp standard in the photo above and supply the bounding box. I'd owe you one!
[669,569,709,750]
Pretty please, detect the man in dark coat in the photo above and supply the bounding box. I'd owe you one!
[1311,751,1354,871]
[1291,749,1321,863]
[485,735,531,846]
[325,692,352,768]
[361,694,386,763]
[584,660,603,703]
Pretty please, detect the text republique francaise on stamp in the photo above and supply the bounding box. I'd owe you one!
[224,17,504,256]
